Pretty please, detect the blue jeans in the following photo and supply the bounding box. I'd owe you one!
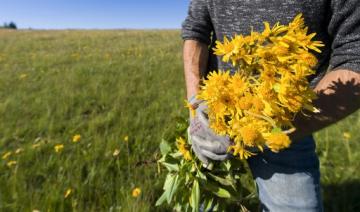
[247,135,323,212]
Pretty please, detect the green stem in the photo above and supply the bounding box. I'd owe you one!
[244,111,277,128]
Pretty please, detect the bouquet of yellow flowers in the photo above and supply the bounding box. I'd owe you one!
[157,14,323,211]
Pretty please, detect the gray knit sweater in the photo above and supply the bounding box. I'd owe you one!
[182,0,360,85]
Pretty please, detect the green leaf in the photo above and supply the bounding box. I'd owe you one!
[224,160,231,171]
[160,139,172,156]
[155,191,168,206]
[196,169,207,180]
[204,198,214,211]
[170,152,183,158]
[208,173,236,188]
[190,180,200,212]
[168,175,180,204]
[163,174,175,190]
[213,187,231,198]
[205,182,232,198]
[161,162,179,172]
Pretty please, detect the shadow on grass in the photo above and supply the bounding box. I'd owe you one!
[322,180,360,212]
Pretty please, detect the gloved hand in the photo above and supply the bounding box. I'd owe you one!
[187,96,231,164]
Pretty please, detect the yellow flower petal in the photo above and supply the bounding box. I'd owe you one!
[72,134,81,143]
[343,132,351,140]
[113,149,120,157]
[131,187,141,197]
[64,188,73,198]
[7,160,17,167]
[2,151,12,160]
[54,144,64,153]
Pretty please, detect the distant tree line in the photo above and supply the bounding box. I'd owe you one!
[1,21,17,29]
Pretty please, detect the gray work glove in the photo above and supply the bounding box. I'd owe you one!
[187,96,231,165]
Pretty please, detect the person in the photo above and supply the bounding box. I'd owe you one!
[182,0,360,211]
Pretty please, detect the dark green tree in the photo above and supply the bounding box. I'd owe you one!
[8,21,17,29]
[1,22,17,29]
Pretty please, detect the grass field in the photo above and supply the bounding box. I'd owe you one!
[0,29,359,211]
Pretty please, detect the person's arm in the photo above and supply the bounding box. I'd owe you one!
[291,0,360,140]
[183,40,209,99]
[182,0,232,164]
[291,70,360,140]
[181,0,213,98]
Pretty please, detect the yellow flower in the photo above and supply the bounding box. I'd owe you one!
[54,144,64,153]
[2,151,12,160]
[237,95,253,111]
[19,73,28,79]
[213,36,236,63]
[184,100,196,118]
[209,117,228,136]
[239,125,261,147]
[228,72,248,96]
[72,134,81,143]
[343,132,351,140]
[228,142,255,159]
[124,135,129,142]
[32,143,42,149]
[64,188,73,198]
[176,137,192,161]
[132,187,141,197]
[265,132,291,152]
[15,148,24,154]
[7,160,17,167]
[251,97,265,113]
[113,149,120,157]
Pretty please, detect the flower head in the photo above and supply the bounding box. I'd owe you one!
[2,151,12,160]
[72,134,81,143]
[7,160,17,167]
[54,144,64,153]
[64,188,73,198]
[265,132,291,152]
[132,187,141,197]
[343,132,351,140]
[113,149,120,157]
[176,137,192,161]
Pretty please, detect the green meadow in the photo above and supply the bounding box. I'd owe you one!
[0,29,359,211]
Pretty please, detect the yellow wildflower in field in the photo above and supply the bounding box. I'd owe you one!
[343,132,351,140]
[7,160,17,167]
[15,148,24,154]
[113,149,120,157]
[19,73,28,79]
[64,188,73,198]
[176,137,192,161]
[54,144,64,153]
[124,135,129,142]
[2,151,12,160]
[131,187,141,197]
[32,143,42,149]
[72,134,81,143]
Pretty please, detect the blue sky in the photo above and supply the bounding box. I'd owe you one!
[0,0,190,29]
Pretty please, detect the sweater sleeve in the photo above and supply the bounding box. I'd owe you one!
[327,0,360,72]
[181,0,213,45]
